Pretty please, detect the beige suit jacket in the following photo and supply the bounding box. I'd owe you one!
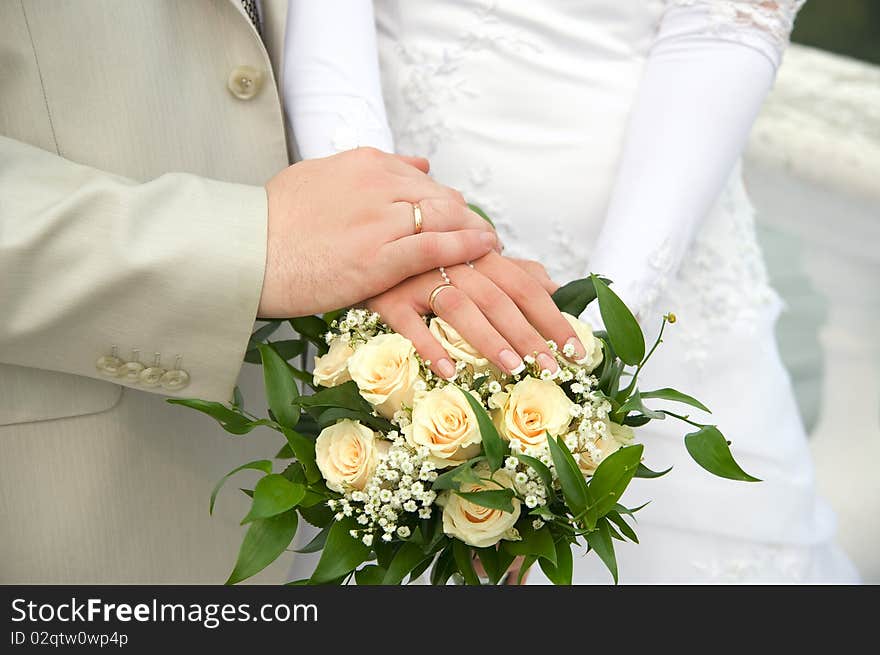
[0,0,297,582]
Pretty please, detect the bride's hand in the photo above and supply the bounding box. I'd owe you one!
[366,252,591,380]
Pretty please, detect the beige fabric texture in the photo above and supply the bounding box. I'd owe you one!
[0,0,296,582]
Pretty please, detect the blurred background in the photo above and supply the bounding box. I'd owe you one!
[745,0,880,581]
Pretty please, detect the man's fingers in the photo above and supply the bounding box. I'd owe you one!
[381,230,497,283]
[508,258,560,294]
[391,153,430,174]
[385,198,495,240]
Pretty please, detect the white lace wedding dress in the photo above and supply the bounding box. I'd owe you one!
[283,0,858,582]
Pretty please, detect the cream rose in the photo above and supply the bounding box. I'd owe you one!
[405,385,482,468]
[439,464,521,548]
[428,318,495,374]
[347,333,420,418]
[494,377,574,451]
[578,422,635,475]
[313,340,354,387]
[315,419,386,492]
[562,312,604,372]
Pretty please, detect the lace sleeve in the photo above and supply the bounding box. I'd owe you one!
[664,1,806,67]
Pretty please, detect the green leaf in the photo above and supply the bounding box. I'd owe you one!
[457,387,505,471]
[502,519,556,565]
[475,547,503,585]
[547,434,590,522]
[316,406,394,433]
[231,385,244,410]
[430,545,456,586]
[355,565,386,585]
[209,460,272,515]
[310,518,372,584]
[539,538,573,585]
[455,488,516,513]
[640,387,711,413]
[617,390,666,420]
[281,427,321,484]
[383,542,429,585]
[585,518,618,583]
[407,555,436,583]
[467,203,494,227]
[241,474,306,524]
[167,398,270,435]
[588,444,644,518]
[226,510,298,585]
[591,275,645,366]
[623,414,652,427]
[606,510,639,543]
[299,501,335,528]
[250,320,283,343]
[551,276,610,316]
[275,443,294,459]
[635,462,672,479]
[452,540,480,585]
[245,339,306,364]
[517,554,538,585]
[684,426,761,482]
[294,524,331,553]
[290,316,330,355]
[431,458,485,491]
[322,308,346,325]
[258,343,301,429]
[614,501,650,517]
[300,380,371,412]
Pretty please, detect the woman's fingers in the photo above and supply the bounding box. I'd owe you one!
[370,296,457,380]
[507,258,559,294]
[475,253,587,363]
[427,284,525,375]
[445,264,558,373]
[392,154,430,173]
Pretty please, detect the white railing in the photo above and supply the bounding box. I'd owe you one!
[745,45,880,582]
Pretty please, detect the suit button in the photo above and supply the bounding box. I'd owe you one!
[96,354,124,377]
[139,366,165,387]
[160,369,190,391]
[227,65,264,100]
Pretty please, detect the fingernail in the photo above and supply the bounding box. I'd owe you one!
[499,349,524,375]
[480,232,497,249]
[436,358,456,380]
[537,352,559,374]
[564,337,586,361]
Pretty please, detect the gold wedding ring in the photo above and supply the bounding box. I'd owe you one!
[428,283,455,315]
[412,202,423,234]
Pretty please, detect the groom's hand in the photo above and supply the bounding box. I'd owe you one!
[258,147,497,318]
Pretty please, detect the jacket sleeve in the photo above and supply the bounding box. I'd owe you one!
[0,136,268,402]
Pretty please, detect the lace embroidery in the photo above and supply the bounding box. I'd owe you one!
[667,0,805,58]
[385,1,542,157]
[663,170,780,368]
[691,543,812,582]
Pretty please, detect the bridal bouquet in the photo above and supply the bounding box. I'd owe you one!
[171,275,757,585]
